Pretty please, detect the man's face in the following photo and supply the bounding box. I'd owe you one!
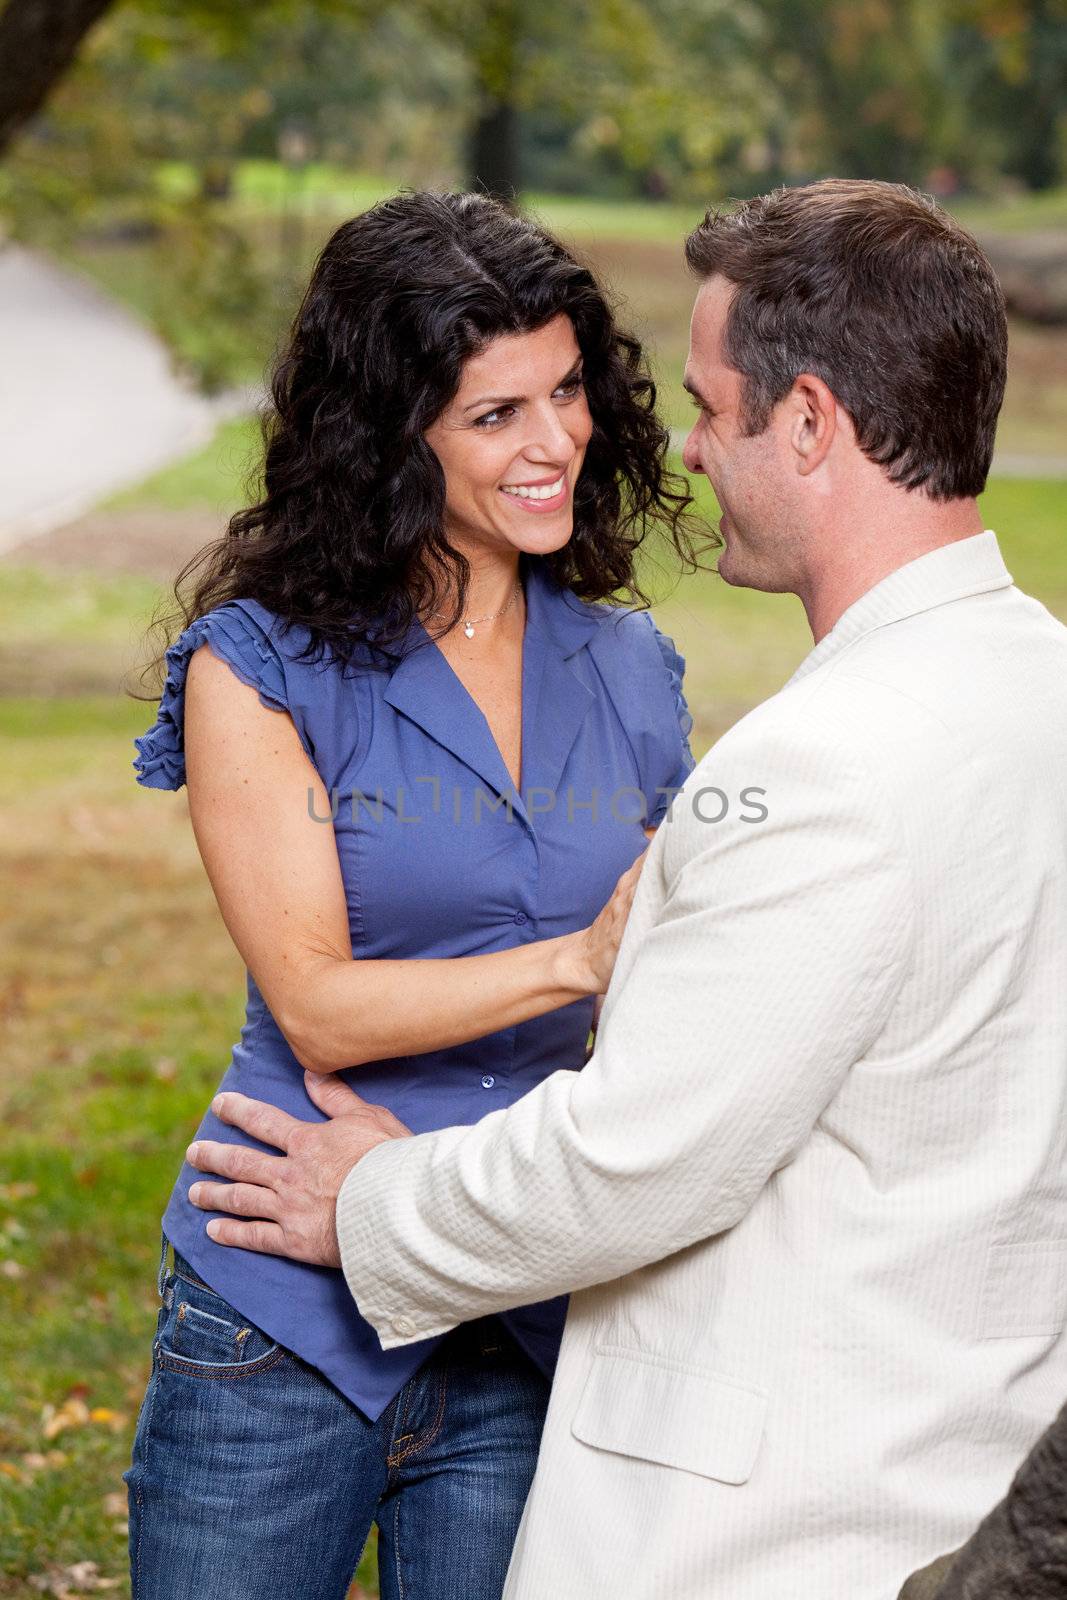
[681,276,801,593]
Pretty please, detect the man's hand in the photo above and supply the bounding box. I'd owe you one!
[186,1071,410,1267]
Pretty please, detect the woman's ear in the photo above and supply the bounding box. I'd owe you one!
[789,373,838,476]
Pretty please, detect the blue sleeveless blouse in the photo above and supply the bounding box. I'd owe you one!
[133,554,695,1420]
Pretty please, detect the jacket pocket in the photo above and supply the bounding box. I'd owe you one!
[570,1344,768,1485]
[976,1238,1067,1339]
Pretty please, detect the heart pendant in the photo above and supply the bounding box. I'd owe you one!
[464,622,475,639]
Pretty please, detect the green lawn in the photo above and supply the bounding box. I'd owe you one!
[154,157,1067,241]
[0,693,382,1592]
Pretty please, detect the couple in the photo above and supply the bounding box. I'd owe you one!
[127,180,1067,1600]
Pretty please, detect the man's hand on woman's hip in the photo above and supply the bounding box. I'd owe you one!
[186,1072,410,1267]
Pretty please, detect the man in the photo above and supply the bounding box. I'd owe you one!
[187,180,1067,1599]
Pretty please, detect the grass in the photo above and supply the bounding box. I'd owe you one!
[153,157,1067,240]
[0,692,381,1594]
[103,417,262,516]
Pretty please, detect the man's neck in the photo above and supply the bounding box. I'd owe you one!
[800,499,986,644]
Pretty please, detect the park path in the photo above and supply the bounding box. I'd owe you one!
[0,243,252,556]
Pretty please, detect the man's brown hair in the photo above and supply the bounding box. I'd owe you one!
[684,179,1007,501]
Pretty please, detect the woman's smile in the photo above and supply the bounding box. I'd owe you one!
[499,472,570,512]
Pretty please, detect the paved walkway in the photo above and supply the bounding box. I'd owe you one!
[0,243,253,555]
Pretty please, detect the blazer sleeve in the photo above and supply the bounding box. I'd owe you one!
[335,700,914,1346]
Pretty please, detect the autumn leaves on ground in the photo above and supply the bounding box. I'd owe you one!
[2,222,1067,1595]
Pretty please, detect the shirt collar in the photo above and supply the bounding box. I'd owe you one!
[380,557,605,827]
[784,528,1013,689]
[520,554,605,657]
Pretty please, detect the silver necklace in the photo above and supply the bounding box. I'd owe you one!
[428,581,522,640]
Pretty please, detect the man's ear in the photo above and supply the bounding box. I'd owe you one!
[789,373,837,476]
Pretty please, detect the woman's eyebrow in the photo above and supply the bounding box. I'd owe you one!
[462,359,584,414]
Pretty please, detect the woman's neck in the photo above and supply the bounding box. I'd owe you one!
[425,551,524,630]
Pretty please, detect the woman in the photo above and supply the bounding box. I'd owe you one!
[124,189,704,1600]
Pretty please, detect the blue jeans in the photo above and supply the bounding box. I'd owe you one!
[124,1235,552,1599]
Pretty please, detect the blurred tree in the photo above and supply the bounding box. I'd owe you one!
[952,0,1067,190]
[749,0,949,184]
[409,0,764,201]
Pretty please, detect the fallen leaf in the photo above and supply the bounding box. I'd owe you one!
[1,1259,25,1279]
[28,1560,124,1595]
[41,1397,91,1439]
[89,1407,128,1431]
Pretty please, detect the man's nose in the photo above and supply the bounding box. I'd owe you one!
[681,422,703,476]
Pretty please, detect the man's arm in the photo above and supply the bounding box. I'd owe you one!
[337,705,914,1347]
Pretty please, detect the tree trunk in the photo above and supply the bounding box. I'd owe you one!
[467,97,520,201]
[0,0,116,158]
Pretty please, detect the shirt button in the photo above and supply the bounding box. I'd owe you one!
[481,1075,495,1089]
[514,911,528,925]
[392,1315,417,1337]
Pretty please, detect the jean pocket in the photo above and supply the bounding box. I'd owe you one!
[157,1273,287,1378]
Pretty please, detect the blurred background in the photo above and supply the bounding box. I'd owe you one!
[0,1,1065,1593]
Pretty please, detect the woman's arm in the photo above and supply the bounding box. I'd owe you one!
[184,644,643,1075]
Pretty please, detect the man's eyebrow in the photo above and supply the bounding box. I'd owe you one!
[682,374,709,405]
[462,358,584,414]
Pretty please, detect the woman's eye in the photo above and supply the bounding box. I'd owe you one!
[556,376,584,398]
[474,407,514,429]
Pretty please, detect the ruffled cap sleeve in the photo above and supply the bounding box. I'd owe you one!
[645,614,696,825]
[132,600,290,791]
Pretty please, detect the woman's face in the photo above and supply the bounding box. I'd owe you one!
[423,313,593,561]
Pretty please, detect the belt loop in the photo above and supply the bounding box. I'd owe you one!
[156,1229,172,1298]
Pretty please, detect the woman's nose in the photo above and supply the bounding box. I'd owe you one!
[526,402,582,463]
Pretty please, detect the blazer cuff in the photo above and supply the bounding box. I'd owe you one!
[335,1133,459,1349]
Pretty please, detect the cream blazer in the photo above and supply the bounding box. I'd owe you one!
[336,529,1067,1599]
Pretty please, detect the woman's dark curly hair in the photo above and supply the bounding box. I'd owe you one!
[138,189,707,687]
